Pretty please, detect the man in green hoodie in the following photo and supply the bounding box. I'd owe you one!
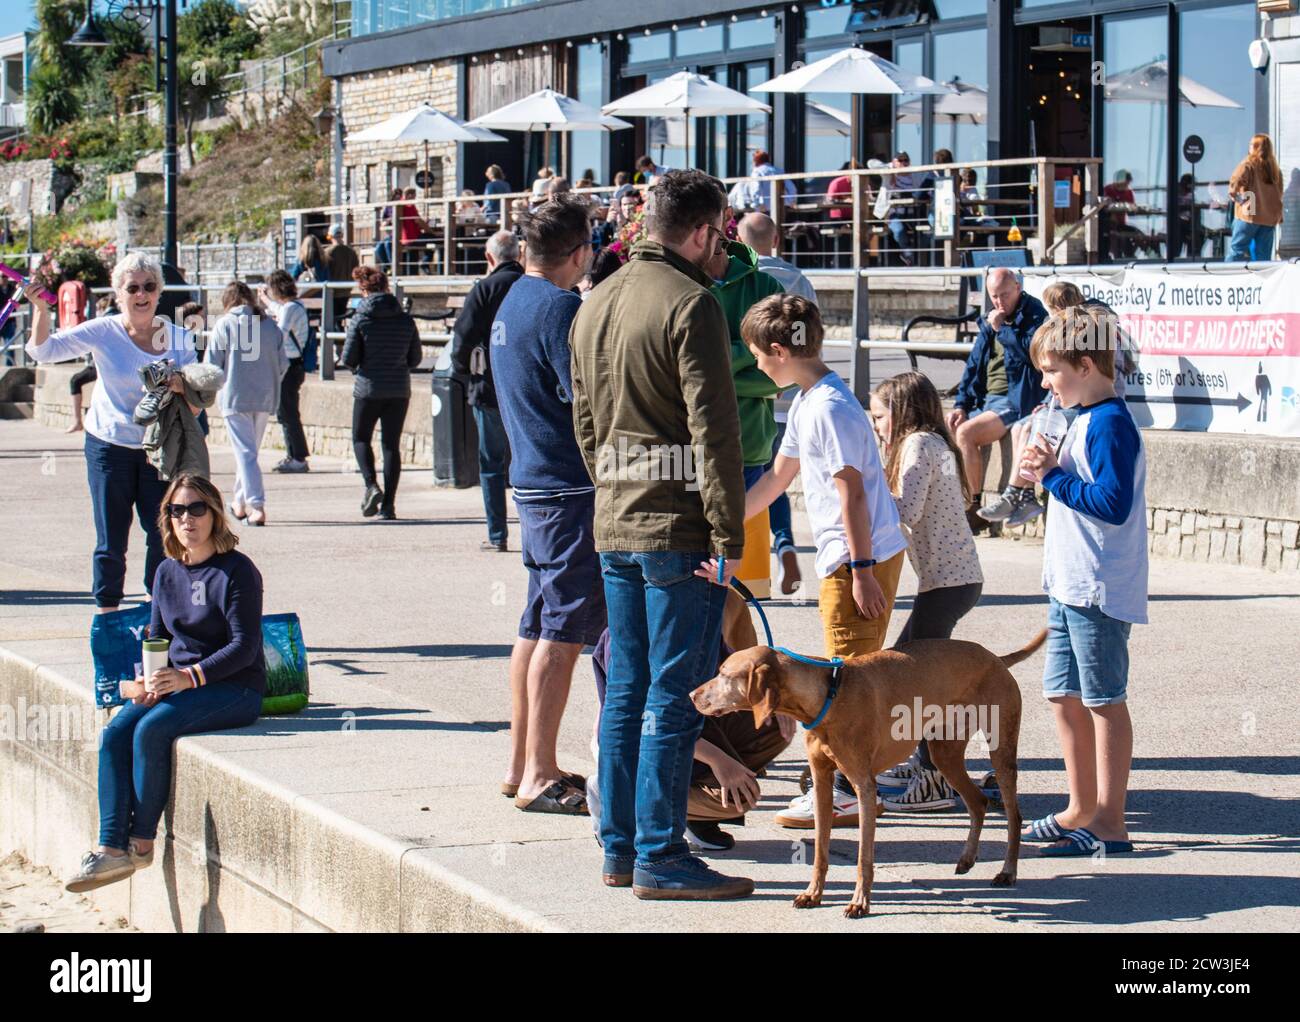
[707,236,785,647]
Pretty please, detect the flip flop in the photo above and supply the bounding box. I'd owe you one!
[1040,827,1134,857]
[1023,813,1069,842]
[500,771,586,799]
[515,778,589,816]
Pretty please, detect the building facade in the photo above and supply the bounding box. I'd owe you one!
[326,0,1295,260]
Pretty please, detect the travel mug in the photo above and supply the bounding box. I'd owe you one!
[142,637,170,693]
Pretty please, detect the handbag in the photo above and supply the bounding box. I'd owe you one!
[90,608,310,715]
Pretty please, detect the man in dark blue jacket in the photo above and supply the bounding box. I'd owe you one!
[946,267,1048,528]
[450,230,524,551]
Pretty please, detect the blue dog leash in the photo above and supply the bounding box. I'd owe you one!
[729,578,843,730]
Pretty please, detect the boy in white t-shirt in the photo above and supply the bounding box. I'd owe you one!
[728,294,908,828]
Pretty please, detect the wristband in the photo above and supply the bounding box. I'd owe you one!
[848,558,877,571]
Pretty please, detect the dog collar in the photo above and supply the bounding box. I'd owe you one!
[773,647,844,730]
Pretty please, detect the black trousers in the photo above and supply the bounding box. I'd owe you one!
[277,359,309,462]
[352,396,409,508]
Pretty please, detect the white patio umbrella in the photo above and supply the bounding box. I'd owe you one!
[897,80,987,153]
[751,47,953,98]
[469,87,631,179]
[750,47,952,166]
[347,102,506,194]
[603,70,771,168]
[1104,61,1243,109]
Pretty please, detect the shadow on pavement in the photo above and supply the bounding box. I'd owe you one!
[242,703,509,735]
[0,589,99,606]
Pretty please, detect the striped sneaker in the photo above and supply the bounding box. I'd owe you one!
[881,767,958,812]
[875,754,920,790]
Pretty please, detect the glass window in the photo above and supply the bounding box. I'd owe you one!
[676,24,724,57]
[894,37,924,165]
[1102,10,1168,257]
[628,29,671,65]
[741,60,772,175]
[931,28,987,164]
[803,46,852,182]
[729,15,775,50]
[1176,3,1256,260]
[804,6,850,40]
[933,0,985,18]
[571,42,604,187]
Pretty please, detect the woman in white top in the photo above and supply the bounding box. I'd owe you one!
[23,251,196,612]
[259,269,311,474]
[206,281,286,526]
[868,370,985,812]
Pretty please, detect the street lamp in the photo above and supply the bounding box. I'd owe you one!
[68,2,110,47]
[68,1,179,269]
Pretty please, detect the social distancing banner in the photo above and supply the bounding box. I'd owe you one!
[1023,265,1299,437]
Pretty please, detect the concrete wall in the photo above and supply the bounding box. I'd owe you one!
[30,357,1300,573]
[33,364,435,469]
[0,647,542,932]
[983,432,1300,572]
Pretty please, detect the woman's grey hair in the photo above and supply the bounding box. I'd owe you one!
[486,230,520,263]
[111,251,164,292]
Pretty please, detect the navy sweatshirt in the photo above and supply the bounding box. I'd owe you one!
[149,550,266,696]
[490,273,593,499]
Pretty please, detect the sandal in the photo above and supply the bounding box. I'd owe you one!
[1040,827,1134,857]
[500,770,586,799]
[228,502,248,521]
[514,778,589,815]
[1023,813,1069,842]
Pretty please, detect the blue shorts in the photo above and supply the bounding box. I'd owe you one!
[978,393,1022,429]
[1042,597,1132,706]
[517,493,607,646]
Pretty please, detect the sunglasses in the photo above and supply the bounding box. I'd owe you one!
[123,281,159,296]
[165,501,210,520]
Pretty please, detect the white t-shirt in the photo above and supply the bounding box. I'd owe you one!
[780,371,908,577]
[27,316,196,449]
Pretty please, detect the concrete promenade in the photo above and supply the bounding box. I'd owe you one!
[2,418,1298,932]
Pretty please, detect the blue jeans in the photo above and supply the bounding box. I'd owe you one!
[98,684,262,848]
[473,404,509,545]
[888,217,914,266]
[1042,597,1132,707]
[1228,219,1276,262]
[598,551,728,868]
[84,433,168,608]
[374,237,392,270]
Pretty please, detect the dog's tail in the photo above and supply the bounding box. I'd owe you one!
[1000,629,1048,669]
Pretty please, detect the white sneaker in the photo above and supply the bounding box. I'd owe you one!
[774,788,860,829]
[881,767,958,812]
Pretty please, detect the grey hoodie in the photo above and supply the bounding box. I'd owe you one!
[208,305,287,415]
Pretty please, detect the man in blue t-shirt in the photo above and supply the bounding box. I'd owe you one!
[491,196,604,816]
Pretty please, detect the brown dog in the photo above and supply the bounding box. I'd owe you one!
[690,631,1046,918]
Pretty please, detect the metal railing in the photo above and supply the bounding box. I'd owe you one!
[283,155,1105,279]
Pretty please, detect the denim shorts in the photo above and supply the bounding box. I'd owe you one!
[1042,597,1132,706]
[516,493,607,646]
[979,393,1022,429]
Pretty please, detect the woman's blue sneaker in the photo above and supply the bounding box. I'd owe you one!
[632,856,754,901]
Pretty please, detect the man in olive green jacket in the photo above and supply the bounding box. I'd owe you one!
[569,170,754,901]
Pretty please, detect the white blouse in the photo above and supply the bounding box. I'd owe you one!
[892,430,984,592]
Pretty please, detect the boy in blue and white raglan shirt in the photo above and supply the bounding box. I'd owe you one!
[1020,306,1147,859]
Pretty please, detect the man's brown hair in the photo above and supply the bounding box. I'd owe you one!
[1030,306,1117,377]
[742,293,824,358]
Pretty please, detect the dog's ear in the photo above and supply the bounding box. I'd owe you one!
[748,662,775,730]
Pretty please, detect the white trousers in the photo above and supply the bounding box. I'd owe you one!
[225,411,269,510]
